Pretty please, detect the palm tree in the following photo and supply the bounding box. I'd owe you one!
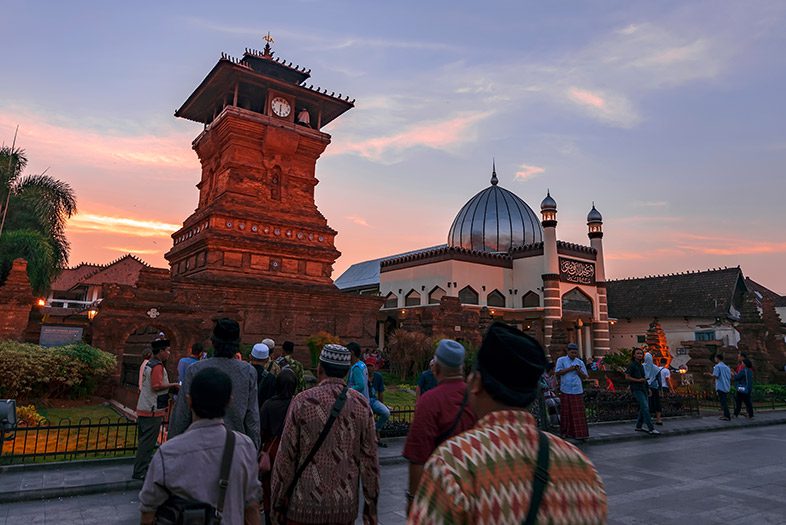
[0,146,77,292]
[0,229,56,293]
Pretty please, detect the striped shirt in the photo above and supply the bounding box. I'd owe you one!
[409,410,607,525]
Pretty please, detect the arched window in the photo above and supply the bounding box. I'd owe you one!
[487,289,506,307]
[458,286,479,305]
[562,288,593,314]
[384,293,398,309]
[522,291,540,308]
[428,286,446,304]
[405,289,421,307]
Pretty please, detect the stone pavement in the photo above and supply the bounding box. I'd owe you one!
[585,425,786,525]
[580,408,786,445]
[4,410,786,504]
[2,411,785,523]
[4,423,786,524]
[0,462,408,525]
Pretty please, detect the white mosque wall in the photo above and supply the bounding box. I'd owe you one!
[511,256,546,307]
[380,259,512,307]
[609,317,741,355]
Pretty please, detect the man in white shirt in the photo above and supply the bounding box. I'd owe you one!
[554,343,589,439]
[659,358,672,393]
[705,353,732,420]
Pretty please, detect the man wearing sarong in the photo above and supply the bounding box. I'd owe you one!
[555,342,589,439]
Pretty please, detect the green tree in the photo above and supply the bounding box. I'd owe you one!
[0,146,77,292]
[0,229,56,293]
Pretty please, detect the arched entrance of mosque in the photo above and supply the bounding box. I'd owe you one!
[561,288,595,359]
[378,316,399,351]
[111,323,180,407]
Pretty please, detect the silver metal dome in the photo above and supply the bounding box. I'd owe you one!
[587,204,602,223]
[448,173,543,253]
[541,191,557,211]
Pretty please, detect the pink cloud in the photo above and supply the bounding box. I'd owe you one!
[605,251,646,261]
[104,246,161,255]
[330,111,491,161]
[345,215,370,227]
[514,164,545,180]
[68,212,180,238]
[564,87,640,127]
[0,108,197,175]
[568,87,606,109]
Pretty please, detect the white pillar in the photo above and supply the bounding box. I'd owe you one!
[583,325,593,359]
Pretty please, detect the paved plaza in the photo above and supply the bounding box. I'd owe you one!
[2,424,785,524]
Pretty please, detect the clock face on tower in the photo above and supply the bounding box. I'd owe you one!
[270,97,291,118]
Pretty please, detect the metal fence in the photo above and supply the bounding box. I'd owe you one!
[380,392,553,437]
[689,389,786,412]
[583,390,700,423]
[0,416,138,465]
[4,388,765,463]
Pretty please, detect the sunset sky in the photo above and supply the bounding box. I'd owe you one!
[2,1,785,292]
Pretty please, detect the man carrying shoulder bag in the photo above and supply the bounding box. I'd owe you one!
[139,368,261,525]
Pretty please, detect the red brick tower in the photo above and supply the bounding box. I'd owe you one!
[165,37,354,286]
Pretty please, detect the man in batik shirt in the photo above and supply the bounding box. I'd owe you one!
[409,322,607,525]
[271,344,378,525]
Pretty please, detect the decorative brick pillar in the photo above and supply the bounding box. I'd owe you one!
[592,282,611,355]
[0,258,35,341]
[542,273,561,350]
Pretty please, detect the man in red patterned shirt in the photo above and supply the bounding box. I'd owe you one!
[409,322,607,525]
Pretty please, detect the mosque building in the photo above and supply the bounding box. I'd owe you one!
[336,164,611,358]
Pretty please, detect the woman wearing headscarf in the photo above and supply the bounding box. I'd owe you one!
[643,352,664,426]
[733,358,755,419]
[259,368,297,525]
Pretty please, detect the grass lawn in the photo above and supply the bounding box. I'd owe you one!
[384,385,416,407]
[378,370,417,407]
[37,403,122,423]
[1,401,136,465]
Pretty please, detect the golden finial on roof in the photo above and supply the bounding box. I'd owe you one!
[263,31,275,57]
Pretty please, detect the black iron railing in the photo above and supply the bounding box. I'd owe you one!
[689,389,786,412]
[380,392,552,437]
[582,390,700,423]
[0,416,138,465]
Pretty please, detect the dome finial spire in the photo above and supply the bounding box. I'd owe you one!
[491,158,498,186]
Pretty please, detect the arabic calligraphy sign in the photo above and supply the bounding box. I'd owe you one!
[559,257,595,285]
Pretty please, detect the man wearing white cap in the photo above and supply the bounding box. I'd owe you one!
[251,343,278,414]
[272,344,378,524]
[262,338,276,357]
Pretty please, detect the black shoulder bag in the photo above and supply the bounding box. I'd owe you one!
[155,428,236,525]
[275,384,349,515]
[522,430,551,525]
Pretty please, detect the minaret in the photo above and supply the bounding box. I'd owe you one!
[540,191,561,351]
[587,204,611,355]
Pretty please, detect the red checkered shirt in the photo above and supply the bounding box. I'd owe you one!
[409,410,607,525]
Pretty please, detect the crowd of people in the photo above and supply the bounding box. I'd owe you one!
[543,345,757,442]
[132,319,613,524]
[132,319,764,524]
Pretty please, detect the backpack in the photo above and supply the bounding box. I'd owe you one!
[254,365,276,410]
